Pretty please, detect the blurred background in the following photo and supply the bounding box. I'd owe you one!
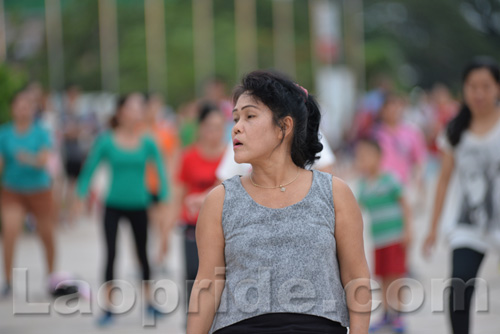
[0,0,499,333]
[1,0,499,143]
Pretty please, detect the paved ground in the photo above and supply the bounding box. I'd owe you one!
[1,175,499,334]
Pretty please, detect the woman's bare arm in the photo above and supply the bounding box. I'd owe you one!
[333,177,371,334]
[399,196,413,248]
[186,185,226,334]
[423,151,455,257]
[16,149,49,168]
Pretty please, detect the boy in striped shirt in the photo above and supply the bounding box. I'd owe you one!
[355,137,412,333]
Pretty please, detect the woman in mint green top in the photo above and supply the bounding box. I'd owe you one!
[0,88,56,297]
[76,130,169,208]
[76,93,169,326]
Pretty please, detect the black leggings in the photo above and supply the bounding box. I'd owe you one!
[449,247,485,334]
[103,206,150,282]
[184,225,199,305]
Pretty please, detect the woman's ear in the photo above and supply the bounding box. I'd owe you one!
[275,116,294,141]
[283,116,294,138]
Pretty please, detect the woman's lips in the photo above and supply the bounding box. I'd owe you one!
[233,139,243,148]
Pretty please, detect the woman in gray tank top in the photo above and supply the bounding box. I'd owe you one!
[186,71,371,334]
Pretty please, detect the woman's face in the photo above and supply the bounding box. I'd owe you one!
[380,98,404,126]
[119,94,145,127]
[198,110,226,146]
[12,92,35,123]
[232,93,285,164]
[355,142,381,176]
[464,68,500,116]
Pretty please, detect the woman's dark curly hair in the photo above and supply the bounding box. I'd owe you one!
[232,70,323,169]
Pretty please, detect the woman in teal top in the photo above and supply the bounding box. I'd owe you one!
[76,127,169,208]
[0,88,55,297]
[76,93,169,326]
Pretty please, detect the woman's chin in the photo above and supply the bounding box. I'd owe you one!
[234,157,248,164]
[234,152,249,165]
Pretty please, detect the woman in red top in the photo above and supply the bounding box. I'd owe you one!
[172,102,226,306]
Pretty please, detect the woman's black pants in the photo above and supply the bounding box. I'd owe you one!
[449,247,485,334]
[103,206,150,282]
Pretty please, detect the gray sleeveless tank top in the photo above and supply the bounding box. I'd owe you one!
[209,170,350,333]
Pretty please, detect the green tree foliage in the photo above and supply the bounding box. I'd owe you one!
[12,0,499,106]
[117,1,148,94]
[461,0,500,43]
[0,64,27,124]
[164,0,195,104]
[61,0,101,90]
[364,0,500,91]
[5,0,318,107]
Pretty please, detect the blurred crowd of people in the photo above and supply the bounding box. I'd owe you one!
[0,77,252,325]
[1,56,499,334]
[351,57,500,334]
[347,73,460,333]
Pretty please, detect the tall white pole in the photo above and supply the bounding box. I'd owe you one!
[235,0,257,77]
[145,0,167,96]
[98,0,119,93]
[308,0,317,77]
[0,0,6,63]
[273,0,296,78]
[344,0,365,93]
[192,0,215,95]
[309,0,356,148]
[45,0,65,90]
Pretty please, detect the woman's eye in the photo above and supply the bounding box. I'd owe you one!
[247,115,254,119]
[233,118,239,123]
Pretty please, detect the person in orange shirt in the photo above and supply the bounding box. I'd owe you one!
[143,93,180,264]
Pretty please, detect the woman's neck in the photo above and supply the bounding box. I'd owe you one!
[472,106,500,124]
[197,141,223,158]
[469,106,500,135]
[366,167,381,181]
[382,120,399,130]
[117,124,139,136]
[250,157,299,187]
[144,117,156,128]
[15,120,31,133]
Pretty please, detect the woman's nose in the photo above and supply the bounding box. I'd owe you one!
[232,121,241,135]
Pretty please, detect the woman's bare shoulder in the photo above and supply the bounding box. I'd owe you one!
[331,176,359,213]
[200,184,225,217]
[331,176,354,197]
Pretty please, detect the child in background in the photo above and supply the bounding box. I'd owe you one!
[355,137,412,333]
[374,94,426,187]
